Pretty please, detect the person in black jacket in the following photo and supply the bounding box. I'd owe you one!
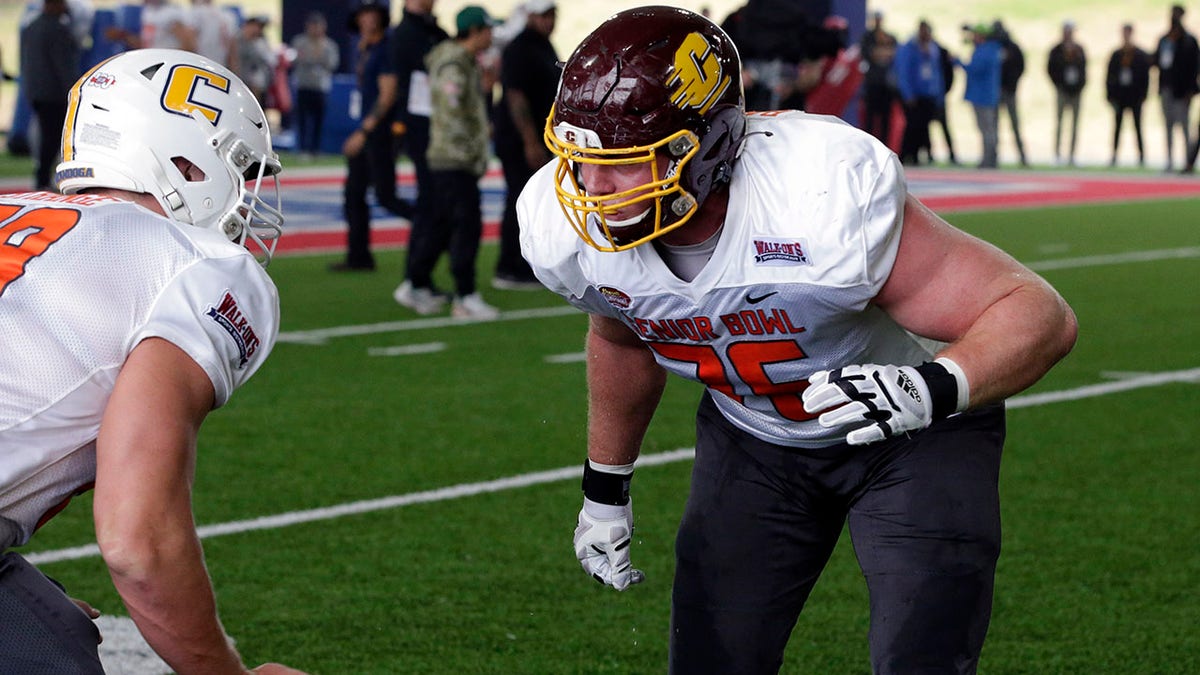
[859,11,900,148]
[1107,23,1151,167]
[336,0,408,272]
[390,0,454,308]
[490,0,559,290]
[1154,5,1200,171]
[929,33,958,164]
[993,20,1028,166]
[19,0,80,190]
[1048,20,1087,166]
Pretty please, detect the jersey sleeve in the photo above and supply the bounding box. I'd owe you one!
[859,148,907,296]
[517,165,573,295]
[132,255,280,408]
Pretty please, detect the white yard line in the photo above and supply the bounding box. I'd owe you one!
[367,342,445,357]
[26,367,1199,567]
[278,306,579,344]
[1025,246,1200,271]
[277,246,1200,345]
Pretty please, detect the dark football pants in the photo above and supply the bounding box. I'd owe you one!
[0,551,103,674]
[669,392,1006,675]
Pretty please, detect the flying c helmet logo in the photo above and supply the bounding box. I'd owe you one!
[161,64,230,126]
[666,32,731,116]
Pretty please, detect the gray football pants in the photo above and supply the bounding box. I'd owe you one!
[669,393,1006,675]
[0,551,104,675]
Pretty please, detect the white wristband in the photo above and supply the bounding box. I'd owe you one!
[588,459,635,475]
[582,496,629,520]
[934,356,971,413]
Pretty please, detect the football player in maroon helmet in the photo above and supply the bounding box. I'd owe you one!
[519,6,1077,673]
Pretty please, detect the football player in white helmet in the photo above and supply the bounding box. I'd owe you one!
[0,49,302,674]
[518,7,1078,674]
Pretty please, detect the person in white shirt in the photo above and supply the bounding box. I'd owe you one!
[0,48,302,675]
[105,0,196,51]
[188,0,238,67]
[290,12,340,157]
[518,7,1077,673]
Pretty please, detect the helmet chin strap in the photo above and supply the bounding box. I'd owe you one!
[146,155,190,223]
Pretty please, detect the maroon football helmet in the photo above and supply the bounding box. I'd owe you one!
[544,5,747,251]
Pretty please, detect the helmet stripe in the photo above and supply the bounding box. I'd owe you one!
[61,57,118,162]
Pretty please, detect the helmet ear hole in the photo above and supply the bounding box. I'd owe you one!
[170,156,207,182]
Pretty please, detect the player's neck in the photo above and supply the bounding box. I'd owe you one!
[659,189,729,247]
[83,188,165,216]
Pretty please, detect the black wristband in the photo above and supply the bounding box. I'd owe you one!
[582,462,632,506]
[915,361,958,421]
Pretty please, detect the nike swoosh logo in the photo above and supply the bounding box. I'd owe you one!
[249,118,264,129]
[746,291,778,304]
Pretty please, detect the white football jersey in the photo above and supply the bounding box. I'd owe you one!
[0,193,279,549]
[519,111,932,448]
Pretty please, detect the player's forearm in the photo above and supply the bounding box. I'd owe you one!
[101,518,247,674]
[585,325,666,465]
[938,278,1077,407]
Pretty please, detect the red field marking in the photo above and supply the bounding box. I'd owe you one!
[5,168,1199,256]
[910,169,1200,213]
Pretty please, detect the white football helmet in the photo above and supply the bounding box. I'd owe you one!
[56,48,284,263]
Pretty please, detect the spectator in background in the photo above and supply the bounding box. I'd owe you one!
[993,20,1028,166]
[234,15,274,110]
[860,10,900,148]
[336,0,406,273]
[1048,21,1087,166]
[957,23,1002,169]
[290,12,339,159]
[781,14,856,115]
[19,0,79,190]
[405,5,499,319]
[720,1,842,113]
[491,0,558,290]
[894,19,944,166]
[1107,23,1151,167]
[19,0,96,49]
[930,27,958,164]
[1154,4,1199,171]
[188,0,237,67]
[106,0,195,51]
[392,0,452,308]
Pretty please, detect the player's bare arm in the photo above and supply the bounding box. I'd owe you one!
[875,194,1079,406]
[586,314,667,466]
[572,315,664,591]
[94,338,251,675]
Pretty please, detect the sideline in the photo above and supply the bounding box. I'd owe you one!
[27,366,1200,567]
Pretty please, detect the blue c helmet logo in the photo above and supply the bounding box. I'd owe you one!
[161,64,230,125]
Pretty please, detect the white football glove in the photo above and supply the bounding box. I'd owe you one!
[802,363,936,445]
[574,497,645,591]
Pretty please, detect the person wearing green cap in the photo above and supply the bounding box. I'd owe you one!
[408,5,501,319]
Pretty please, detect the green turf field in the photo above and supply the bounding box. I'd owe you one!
[17,197,1200,673]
